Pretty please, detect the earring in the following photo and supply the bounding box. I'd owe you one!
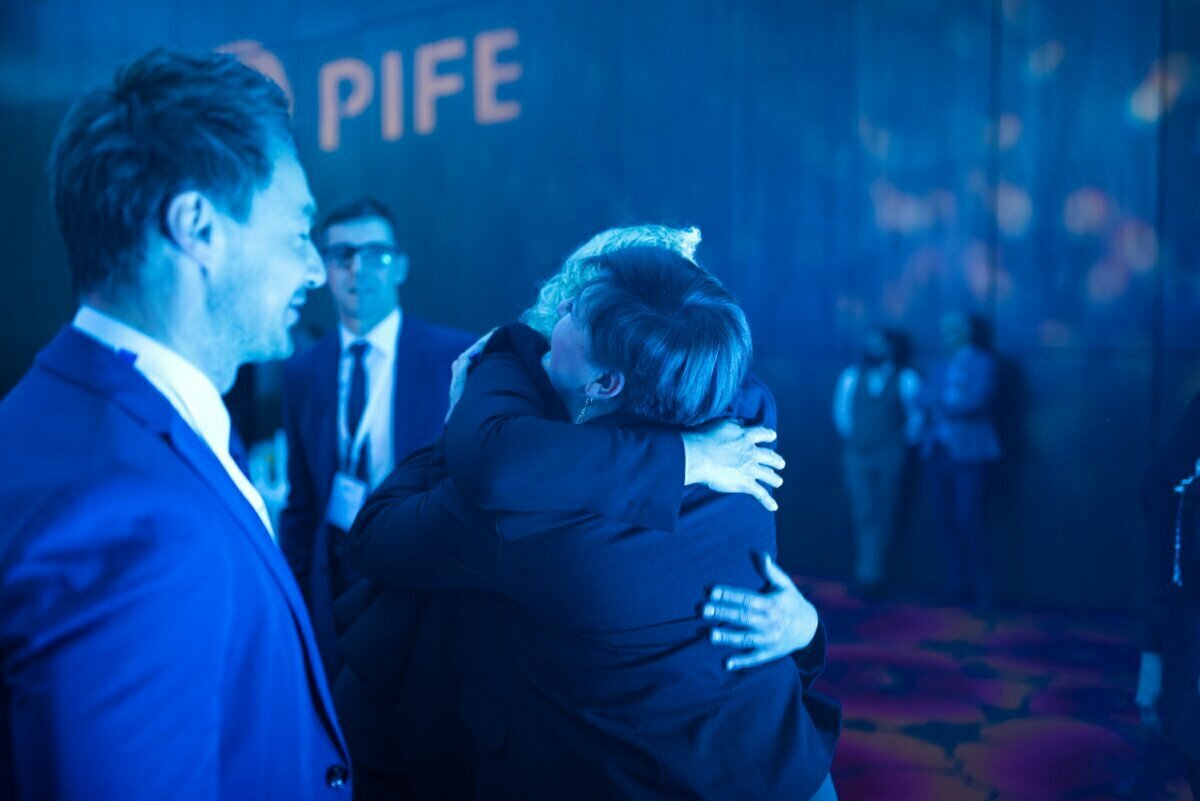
[575,396,593,425]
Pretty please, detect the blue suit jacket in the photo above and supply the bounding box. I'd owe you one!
[279,316,474,681]
[0,327,351,801]
[347,325,838,800]
[926,344,1001,463]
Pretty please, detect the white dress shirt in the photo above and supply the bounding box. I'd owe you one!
[338,308,401,487]
[72,305,275,539]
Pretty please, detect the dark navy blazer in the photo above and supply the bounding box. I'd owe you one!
[347,324,838,800]
[1142,388,1200,760]
[279,316,473,681]
[0,327,351,801]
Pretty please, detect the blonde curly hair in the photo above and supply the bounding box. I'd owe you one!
[519,224,702,338]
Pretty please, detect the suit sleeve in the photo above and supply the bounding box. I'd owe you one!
[445,350,685,532]
[791,620,829,689]
[1142,390,1200,652]
[2,479,228,801]
[278,362,317,594]
[346,441,501,592]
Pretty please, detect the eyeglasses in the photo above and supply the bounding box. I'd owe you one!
[321,242,400,271]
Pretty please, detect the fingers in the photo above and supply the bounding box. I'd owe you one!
[704,601,769,630]
[747,482,778,512]
[709,627,766,648]
[755,447,786,470]
[708,585,773,611]
[744,426,777,444]
[458,328,497,364]
[725,649,779,671]
[760,553,796,591]
[753,466,783,489]
[471,327,497,354]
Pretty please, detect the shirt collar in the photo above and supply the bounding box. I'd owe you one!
[72,305,232,457]
[339,307,402,358]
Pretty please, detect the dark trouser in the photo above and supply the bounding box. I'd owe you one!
[842,444,907,585]
[928,445,991,608]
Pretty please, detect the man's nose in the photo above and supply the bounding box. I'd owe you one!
[305,241,326,289]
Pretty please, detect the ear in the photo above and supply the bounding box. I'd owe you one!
[585,369,625,401]
[163,191,221,276]
[392,253,409,287]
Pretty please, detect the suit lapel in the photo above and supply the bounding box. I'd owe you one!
[164,418,350,760]
[38,327,350,760]
[391,317,423,461]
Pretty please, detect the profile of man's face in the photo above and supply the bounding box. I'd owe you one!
[215,150,324,365]
[322,216,407,330]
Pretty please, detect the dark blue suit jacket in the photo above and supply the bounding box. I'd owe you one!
[1142,388,1200,760]
[0,327,351,801]
[280,315,474,682]
[347,325,838,800]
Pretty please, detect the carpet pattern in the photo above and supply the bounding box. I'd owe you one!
[797,579,1194,800]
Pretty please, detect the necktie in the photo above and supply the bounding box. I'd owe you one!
[347,341,370,480]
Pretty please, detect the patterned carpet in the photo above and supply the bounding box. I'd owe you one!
[796,578,1195,801]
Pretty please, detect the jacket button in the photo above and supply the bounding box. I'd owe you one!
[326,764,348,789]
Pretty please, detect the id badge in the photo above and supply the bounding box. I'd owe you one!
[326,471,369,531]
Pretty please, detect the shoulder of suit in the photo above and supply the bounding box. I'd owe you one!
[404,316,476,353]
[283,330,339,378]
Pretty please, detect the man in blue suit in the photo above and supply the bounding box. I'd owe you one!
[0,50,352,799]
[922,312,1001,611]
[279,197,474,682]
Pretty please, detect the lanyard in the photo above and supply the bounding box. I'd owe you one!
[337,346,392,476]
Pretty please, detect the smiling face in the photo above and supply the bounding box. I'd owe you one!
[212,149,324,364]
[323,215,407,333]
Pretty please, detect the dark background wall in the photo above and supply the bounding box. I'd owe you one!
[2,0,1198,613]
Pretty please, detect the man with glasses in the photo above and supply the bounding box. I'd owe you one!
[279,197,474,684]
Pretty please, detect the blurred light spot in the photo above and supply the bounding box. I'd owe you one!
[871,181,957,234]
[872,180,932,233]
[1028,41,1065,77]
[1086,258,1129,303]
[1002,0,1026,22]
[1038,320,1076,348]
[858,116,891,161]
[996,114,1022,150]
[995,182,1032,237]
[216,40,294,113]
[964,243,1012,302]
[1130,54,1191,123]
[1113,219,1158,273]
[1062,187,1110,235]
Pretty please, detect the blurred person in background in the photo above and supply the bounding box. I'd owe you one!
[922,312,1000,611]
[279,197,474,683]
[833,324,923,599]
[1138,391,1200,795]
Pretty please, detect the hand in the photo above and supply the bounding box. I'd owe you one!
[681,419,785,512]
[446,328,497,423]
[703,554,818,671]
[1136,651,1163,733]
